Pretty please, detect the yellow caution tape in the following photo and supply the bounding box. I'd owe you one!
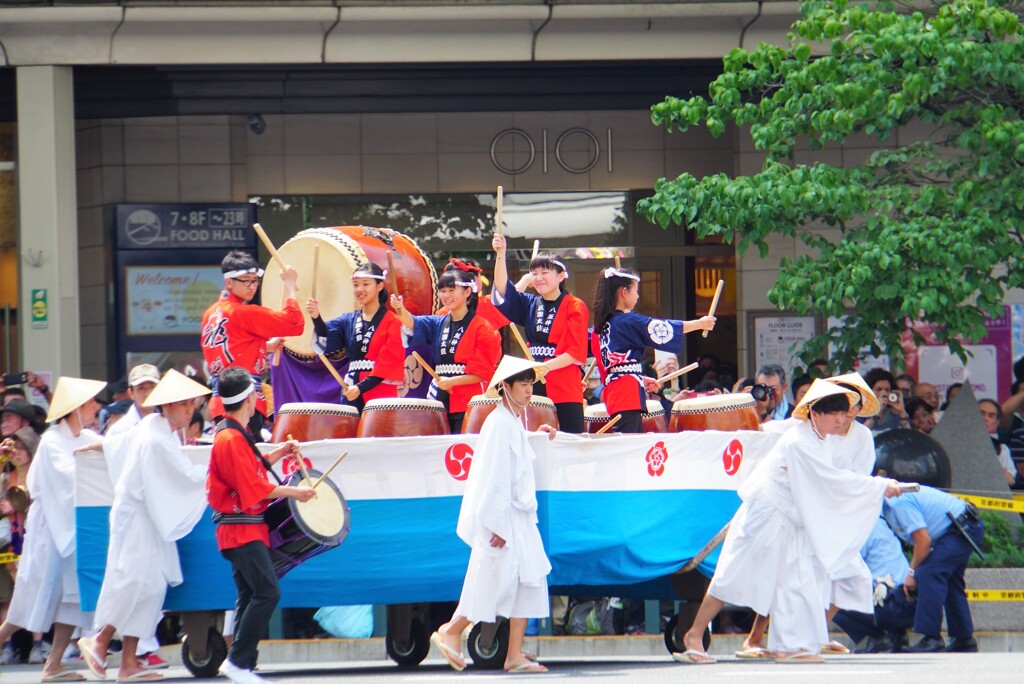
[0,552,18,564]
[967,590,1024,601]
[951,493,1024,513]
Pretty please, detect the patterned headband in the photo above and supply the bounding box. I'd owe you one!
[352,269,387,281]
[604,267,639,281]
[448,258,483,275]
[224,267,265,279]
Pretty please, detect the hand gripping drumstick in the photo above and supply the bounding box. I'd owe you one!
[676,521,731,574]
[411,351,442,382]
[658,361,700,386]
[495,186,504,235]
[594,413,621,435]
[313,451,349,490]
[702,279,725,339]
[286,434,314,487]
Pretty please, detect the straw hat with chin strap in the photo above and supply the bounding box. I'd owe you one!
[825,372,880,417]
[143,369,212,408]
[792,379,860,420]
[46,377,107,424]
[485,356,548,398]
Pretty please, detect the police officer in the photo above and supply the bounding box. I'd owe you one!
[882,485,984,652]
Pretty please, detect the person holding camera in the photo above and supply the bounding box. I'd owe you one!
[860,368,907,433]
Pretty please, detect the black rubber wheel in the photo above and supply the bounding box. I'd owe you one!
[466,621,509,670]
[181,627,227,678]
[386,617,431,667]
[663,613,711,654]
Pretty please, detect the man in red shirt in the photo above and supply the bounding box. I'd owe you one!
[207,367,314,684]
[201,251,304,434]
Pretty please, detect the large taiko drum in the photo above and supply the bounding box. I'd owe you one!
[264,469,350,578]
[261,226,438,358]
[584,400,667,434]
[357,398,450,438]
[669,394,762,432]
[271,402,360,443]
[461,394,559,434]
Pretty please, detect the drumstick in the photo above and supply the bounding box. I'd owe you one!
[614,254,621,269]
[531,239,540,261]
[318,354,348,389]
[677,521,731,574]
[508,325,546,383]
[658,361,700,386]
[495,186,503,235]
[312,245,320,299]
[253,223,287,273]
[594,413,621,435]
[411,351,441,382]
[286,433,314,486]
[312,451,349,490]
[581,357,598,382]
[386,251,400,297]
[702,279,725,339]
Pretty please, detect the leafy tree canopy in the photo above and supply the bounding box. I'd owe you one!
[638,0,1024,370]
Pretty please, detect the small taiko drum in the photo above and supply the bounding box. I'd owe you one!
[264,468,350,578]
[357,398,450,438]
[461,395,559,434]
[584,401,667,434]
[271,403,360,443]
[669,394,762,432]
[261,226,439,359]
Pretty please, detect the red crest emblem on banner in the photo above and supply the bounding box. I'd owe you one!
[645,441,669,477]
[445,443,474,481]
[723,439,743,476]
[281,455,313,477]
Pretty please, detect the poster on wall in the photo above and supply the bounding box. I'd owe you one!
[751,314,817,376]
[125,266,224,336]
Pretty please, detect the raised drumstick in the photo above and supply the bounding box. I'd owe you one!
[253,223,287,273]
[658,361,700,386]
[594,413,621,435]
[312,245,320,299]
[386,251,400,298]
[495,186,504,235]
[313,451,350,490]
[286,433,314,486]
[702,279,724,339]
[531,239,540,261]
[411,351,442,382]
[614,254,621,269]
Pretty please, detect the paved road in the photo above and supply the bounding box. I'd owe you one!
[4,653,1020,684]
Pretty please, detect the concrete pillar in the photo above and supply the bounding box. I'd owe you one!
[16,66,81,379]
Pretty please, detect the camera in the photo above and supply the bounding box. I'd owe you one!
[751,383,774,402]
[1,372,28,387]
[886,391,899,404]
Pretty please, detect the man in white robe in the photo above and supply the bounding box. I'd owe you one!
[677,380,902,664]
[102,363,160,484]
[431,357,556,674]
[78,370,210,682]
[0,377,106,681]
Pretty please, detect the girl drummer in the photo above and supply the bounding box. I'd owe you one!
[491,234,590,433]
[592,267,716,433]
[305,262,405,412]
[392,271,501,433]
[438,257,511,331]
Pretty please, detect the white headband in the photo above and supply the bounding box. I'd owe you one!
[224,267,265,279]
[454,279,479,293]
[220,383,255,405]
[604,267,640,281]
[352,269,387,282]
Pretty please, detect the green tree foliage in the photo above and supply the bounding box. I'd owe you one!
[638,0,1024,369]
[970,510,1024,567]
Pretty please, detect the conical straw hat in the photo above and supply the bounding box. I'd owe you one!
[792,378,859,420]
[143,369,212,407]
[46,377,107,423]
[826,372,880,417]
[485,356,547,398]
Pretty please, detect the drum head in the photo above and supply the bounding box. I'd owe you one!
[584,402,609,419]
[672,393,756,414]
[277,402,360,418]
[287,470,350,546]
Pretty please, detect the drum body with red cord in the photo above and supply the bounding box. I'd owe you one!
[584,400,667,433]
[669,394,762,432]
[271,402,360,443]
[461,394,559,434]
[356,398,450,438]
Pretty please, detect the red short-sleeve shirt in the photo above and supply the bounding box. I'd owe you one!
[207,426,276,551]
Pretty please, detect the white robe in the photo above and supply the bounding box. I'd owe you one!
[103,403,143,484]
[8,422,99,632]
[454,405,551,623]
[708,421,888,653]
[94,414,208,639]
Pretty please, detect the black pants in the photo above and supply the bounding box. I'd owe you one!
[554,402,584,434]
[613,410,643,433]
[222,541,281,671]
[448,412,465,435]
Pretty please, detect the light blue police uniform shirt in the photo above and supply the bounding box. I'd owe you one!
[882,485,966,544]
[861,517,910,585]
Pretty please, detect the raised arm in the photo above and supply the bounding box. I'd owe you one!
[491,233,509,298]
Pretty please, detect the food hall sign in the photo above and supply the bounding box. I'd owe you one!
[116,203,256,250]
[490,127,614,175]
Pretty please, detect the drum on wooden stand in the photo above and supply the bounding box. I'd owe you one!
[584,401,667,433]
[669,394,762,432]
[261,226,439,359]
[264,468,350,578]
[357,398,450,438]
[271,403,360,443]
[461,394,559,434]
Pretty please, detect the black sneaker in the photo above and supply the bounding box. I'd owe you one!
[945,636,978,653]
[892,630,910,653]
[906,635,945,653]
